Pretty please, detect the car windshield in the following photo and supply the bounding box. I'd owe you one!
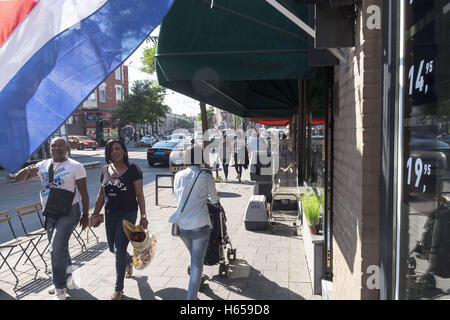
[153,141,178,149]
[142,137,151,140]
[78,137,89,141]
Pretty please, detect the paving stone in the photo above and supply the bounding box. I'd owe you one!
[0,170,317,300]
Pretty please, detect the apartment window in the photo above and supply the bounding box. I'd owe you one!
[115,68,121,81]
[99,84,106,103]
[115,85,123,102]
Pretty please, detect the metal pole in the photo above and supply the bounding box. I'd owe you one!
[264,0,347,66]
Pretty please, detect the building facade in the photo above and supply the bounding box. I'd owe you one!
[66,65,129,143]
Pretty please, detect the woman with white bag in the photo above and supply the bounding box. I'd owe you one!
[169,144,220,300]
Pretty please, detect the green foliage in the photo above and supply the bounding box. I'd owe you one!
[140,36,158,74]
[198,107,215,128]
[177,118,194,130]
[111,80,170,128]
[299,191,320,227]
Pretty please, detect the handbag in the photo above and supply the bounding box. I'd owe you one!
[171,170,202,236]
[43,161,76,217]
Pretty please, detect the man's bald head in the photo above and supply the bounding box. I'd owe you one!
[50,136,68,146]
[50,137,68,162]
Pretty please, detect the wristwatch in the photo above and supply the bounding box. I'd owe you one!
[141,214,147,218]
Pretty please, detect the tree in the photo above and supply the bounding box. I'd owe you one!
[111,80,170,135]
[141,36,157,74]
[198,107,215,129]
[177,118,194,130]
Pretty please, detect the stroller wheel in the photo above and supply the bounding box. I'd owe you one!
[219,263,229,278]
[199,275,207,292]
[227,248,237,262]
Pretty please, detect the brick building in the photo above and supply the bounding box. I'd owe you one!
[67,65,129,143]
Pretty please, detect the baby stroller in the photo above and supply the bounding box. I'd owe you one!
[187,200,237,282]
[205,200,237,277]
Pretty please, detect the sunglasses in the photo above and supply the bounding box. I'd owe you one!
[130,232,146,242]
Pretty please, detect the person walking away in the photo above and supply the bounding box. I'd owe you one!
[233,136,246,183]
[90,139,148,300]
[220,134,232,182]
[15,137,90,300]
[169,145,220,300]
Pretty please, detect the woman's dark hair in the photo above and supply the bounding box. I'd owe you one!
[105,139,130,165]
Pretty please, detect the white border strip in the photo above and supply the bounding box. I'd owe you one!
[264,0,347,65]
[264,0,316,38]
[395,0,405,300]
[0,0,107,91]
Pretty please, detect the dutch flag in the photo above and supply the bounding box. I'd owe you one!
[0,0,174,173]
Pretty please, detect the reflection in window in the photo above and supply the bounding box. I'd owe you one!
[399,0,450,300]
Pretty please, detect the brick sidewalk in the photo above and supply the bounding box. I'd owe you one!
[0,171,321,300]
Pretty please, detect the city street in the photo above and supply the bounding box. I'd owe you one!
[0,144,170,244]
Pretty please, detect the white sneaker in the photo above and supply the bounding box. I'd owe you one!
[66,275,75,290]
[54,288,67,300]
[48,272,75,294]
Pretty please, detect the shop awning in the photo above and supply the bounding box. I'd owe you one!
[156,0,315,118]
[250,118,291,126]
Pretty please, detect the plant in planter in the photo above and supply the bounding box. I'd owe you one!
[300,192,321,235]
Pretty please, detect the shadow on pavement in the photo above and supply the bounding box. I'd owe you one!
[129,275,188,300]
[217,192,241,198]
[13,276,52,299]
[68,287,99,300]
[202,259,305,300]
[72,242,109,264]
[0,288,15,300]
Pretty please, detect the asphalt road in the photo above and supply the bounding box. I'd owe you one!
[0,145,172,244]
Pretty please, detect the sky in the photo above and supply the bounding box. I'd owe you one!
[124,27,205,117]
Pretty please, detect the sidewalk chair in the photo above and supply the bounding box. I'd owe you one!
[29,202,90,252]
[15,203,48,270]
[0,210,40,283]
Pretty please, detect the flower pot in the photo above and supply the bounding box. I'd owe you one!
[309,224,319,235]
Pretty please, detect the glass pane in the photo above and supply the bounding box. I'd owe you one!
[399,0,450,300]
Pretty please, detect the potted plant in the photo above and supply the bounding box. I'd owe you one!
[300,192,321,235]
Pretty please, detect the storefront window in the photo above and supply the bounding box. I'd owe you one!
[303,71,326,190]
[398,0,450,300]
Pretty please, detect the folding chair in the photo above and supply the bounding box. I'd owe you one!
[0,211,40,283]
[36,202,88,252]
[15,202,48,270]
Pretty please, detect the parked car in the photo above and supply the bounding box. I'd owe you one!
[68,135,98,150]
[139,135,157,147]
[168,133,188,142]
[147,141,181,167]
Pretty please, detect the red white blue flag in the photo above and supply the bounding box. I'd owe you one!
[0,0,174,172]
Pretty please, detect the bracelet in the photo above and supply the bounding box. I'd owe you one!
[141,215,147,218]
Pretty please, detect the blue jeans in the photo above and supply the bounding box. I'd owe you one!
[105,210,137,292]
[179,225,211,300]
[46,203,81,290]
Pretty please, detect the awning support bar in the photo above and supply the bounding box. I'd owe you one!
[264,0,348,66]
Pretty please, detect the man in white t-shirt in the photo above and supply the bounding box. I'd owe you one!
[15,137,89,300]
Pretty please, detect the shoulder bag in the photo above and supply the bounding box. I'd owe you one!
[171,170,202,236]
[43,160,76,217]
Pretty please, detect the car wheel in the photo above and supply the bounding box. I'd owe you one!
[77,144,82,150]
[92,148,97,151]
[148,161,154,167]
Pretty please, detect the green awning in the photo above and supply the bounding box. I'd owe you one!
[156,0,315,118]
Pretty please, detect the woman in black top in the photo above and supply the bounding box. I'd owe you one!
[91,139,148,300]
